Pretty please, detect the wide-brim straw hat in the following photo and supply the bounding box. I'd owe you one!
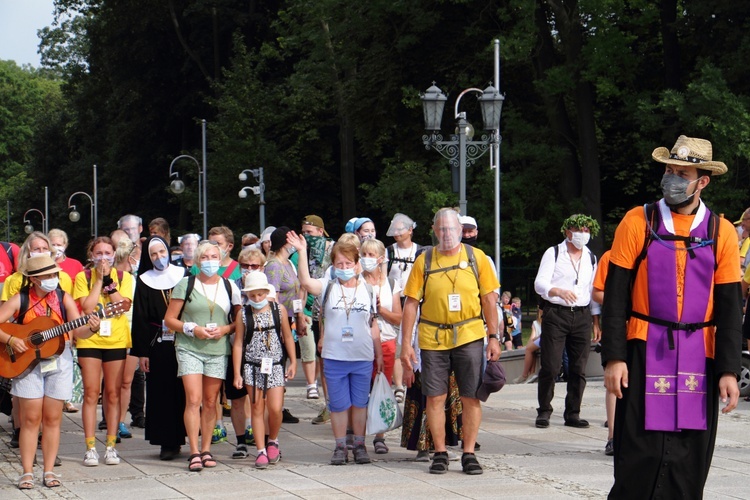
[242,271,273,293]
[23,255,62,277]
[651,135,727,175]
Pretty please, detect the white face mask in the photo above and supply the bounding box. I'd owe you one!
[29,251,49,259]
[39,277,59,293]
[52,245,66,259]
[567,231,591,250]
[360,257,379,272]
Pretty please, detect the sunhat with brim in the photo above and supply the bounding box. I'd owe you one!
[242,271,273,293]
[651,135,727,175]
[23,255,62,277]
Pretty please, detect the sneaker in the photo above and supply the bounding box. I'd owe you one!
[281,408,299,424]
[98,419,107,431]
[446,450,460,461]
[104,446,120,465]
[415,450,430,462]
[211,424,227,444]
[245,425,255,446]
[512,374,528,384]
[353,444,371,464]
[267,442,280,463]
[232,443,249,459]
[255,450,269,469]
[131,415,146,428]
[118,422,132,439]
[527,374,539,384]
[307,386,320,399]
[330,446,348,465]
[605,439,614,456]
[83,448,99,467]
[312,407,331,425]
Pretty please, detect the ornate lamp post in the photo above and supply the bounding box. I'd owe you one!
[23,209,46,235]
[421,83,504,215]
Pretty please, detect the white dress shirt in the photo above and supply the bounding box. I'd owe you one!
[534,241,601,315]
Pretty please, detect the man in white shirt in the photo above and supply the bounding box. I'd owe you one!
[533,214,601,429]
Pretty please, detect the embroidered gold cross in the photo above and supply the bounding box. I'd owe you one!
[654,378,670,393]
[685,375,699,391]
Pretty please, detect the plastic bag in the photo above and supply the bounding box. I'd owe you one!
[366,372,403,435]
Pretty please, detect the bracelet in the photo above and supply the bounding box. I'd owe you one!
[89,326,99,333]
[7,336,14,348]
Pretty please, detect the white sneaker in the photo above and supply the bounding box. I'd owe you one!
[83,448,99,467]
[104,446,120,465]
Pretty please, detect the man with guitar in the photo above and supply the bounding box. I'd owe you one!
[0,255,105,490]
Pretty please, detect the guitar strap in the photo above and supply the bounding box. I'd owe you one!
[17,288,67,325]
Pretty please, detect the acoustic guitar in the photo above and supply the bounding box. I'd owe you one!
[0,300,128,379]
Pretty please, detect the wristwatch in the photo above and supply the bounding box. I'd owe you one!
[489,334,501,341]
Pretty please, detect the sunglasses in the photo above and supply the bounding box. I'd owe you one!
[199,240,220,246]
[240,263,261,270]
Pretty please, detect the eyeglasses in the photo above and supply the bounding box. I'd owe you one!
[199,240,220,246]
[240,263,261,270]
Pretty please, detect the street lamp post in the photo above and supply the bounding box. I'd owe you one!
[421,84,504,216]
[67,164,99,237]
[23,209,46,235]
[238,168,266,233]
[168,120,208,239]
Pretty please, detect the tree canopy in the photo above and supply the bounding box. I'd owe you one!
[1,0,748,267]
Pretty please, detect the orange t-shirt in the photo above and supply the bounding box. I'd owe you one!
[609,205,740,358]
[593,250,611,292]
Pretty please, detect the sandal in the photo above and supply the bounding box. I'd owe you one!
[188,453,203,472]
[429,452,449,474]
[461,452,484,475]
[200,451,217,468]
[394,387,405,403]
[63,402,79,413]
[307,386,319,399]
[373,438,389,454]
[43,471,62,488]
[18,472,34,490]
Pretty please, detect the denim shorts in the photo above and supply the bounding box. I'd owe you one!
[176,346,227,379]
[323,359,372,412]
[12,344,74,400]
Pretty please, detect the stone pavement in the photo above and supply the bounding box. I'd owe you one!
[2,376,750,499]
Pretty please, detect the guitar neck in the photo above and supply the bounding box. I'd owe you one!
[36,307,109,344]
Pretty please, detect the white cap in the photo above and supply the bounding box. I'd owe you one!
[458,215,477,229]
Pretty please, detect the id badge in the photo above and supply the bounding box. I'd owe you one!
[206,322,218,330]
[99,320,112,337]
[448,293,462,312]
[160,320,175,342]
[292,299,303,314]
[341,326,354,342]
[260,357,273,374]
[40,358,59,374]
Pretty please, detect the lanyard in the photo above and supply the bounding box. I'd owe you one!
[338,280,359,323]
[435,247,463,293]
[568,252,582,285]
[199,280,220,321]
[160,289,171,308]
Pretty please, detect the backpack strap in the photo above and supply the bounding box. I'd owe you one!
[421,244,480,302]
[177,275,197,320]
[16,288,67,324]
[221,277,235,323]
[222,260,238,279]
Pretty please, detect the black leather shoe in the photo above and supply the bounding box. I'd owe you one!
[535,417,550,428]
[282,408,299,424]
[564,418,590,428]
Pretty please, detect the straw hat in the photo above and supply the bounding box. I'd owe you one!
[242,271,273,293]
[651,135,727,175]
[23,255,62,277]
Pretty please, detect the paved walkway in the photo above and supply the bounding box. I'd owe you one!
[2,377,750,499]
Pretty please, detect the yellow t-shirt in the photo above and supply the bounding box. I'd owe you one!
[404,244,499,350]
[73,269,134,349]
[0,271,73,302]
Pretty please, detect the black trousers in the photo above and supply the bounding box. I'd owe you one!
[609,340,717,500]
[128,366,145,420]
[536,306,591,420]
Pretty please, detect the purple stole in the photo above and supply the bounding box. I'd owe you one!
[644,203,713,431]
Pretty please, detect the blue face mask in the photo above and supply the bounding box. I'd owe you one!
[334,268,356,282]
[247,298,269,310]
[152,256,169,271]
[200,260,221,277]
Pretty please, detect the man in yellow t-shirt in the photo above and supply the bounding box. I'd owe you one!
[401,208,499,475]
[602,135,741,499]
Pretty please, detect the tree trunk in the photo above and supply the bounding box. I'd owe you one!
[659,0,681,90]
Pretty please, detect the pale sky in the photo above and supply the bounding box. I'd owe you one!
[0,0,56,67]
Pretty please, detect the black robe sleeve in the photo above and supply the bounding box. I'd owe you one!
[712,282,743,378]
